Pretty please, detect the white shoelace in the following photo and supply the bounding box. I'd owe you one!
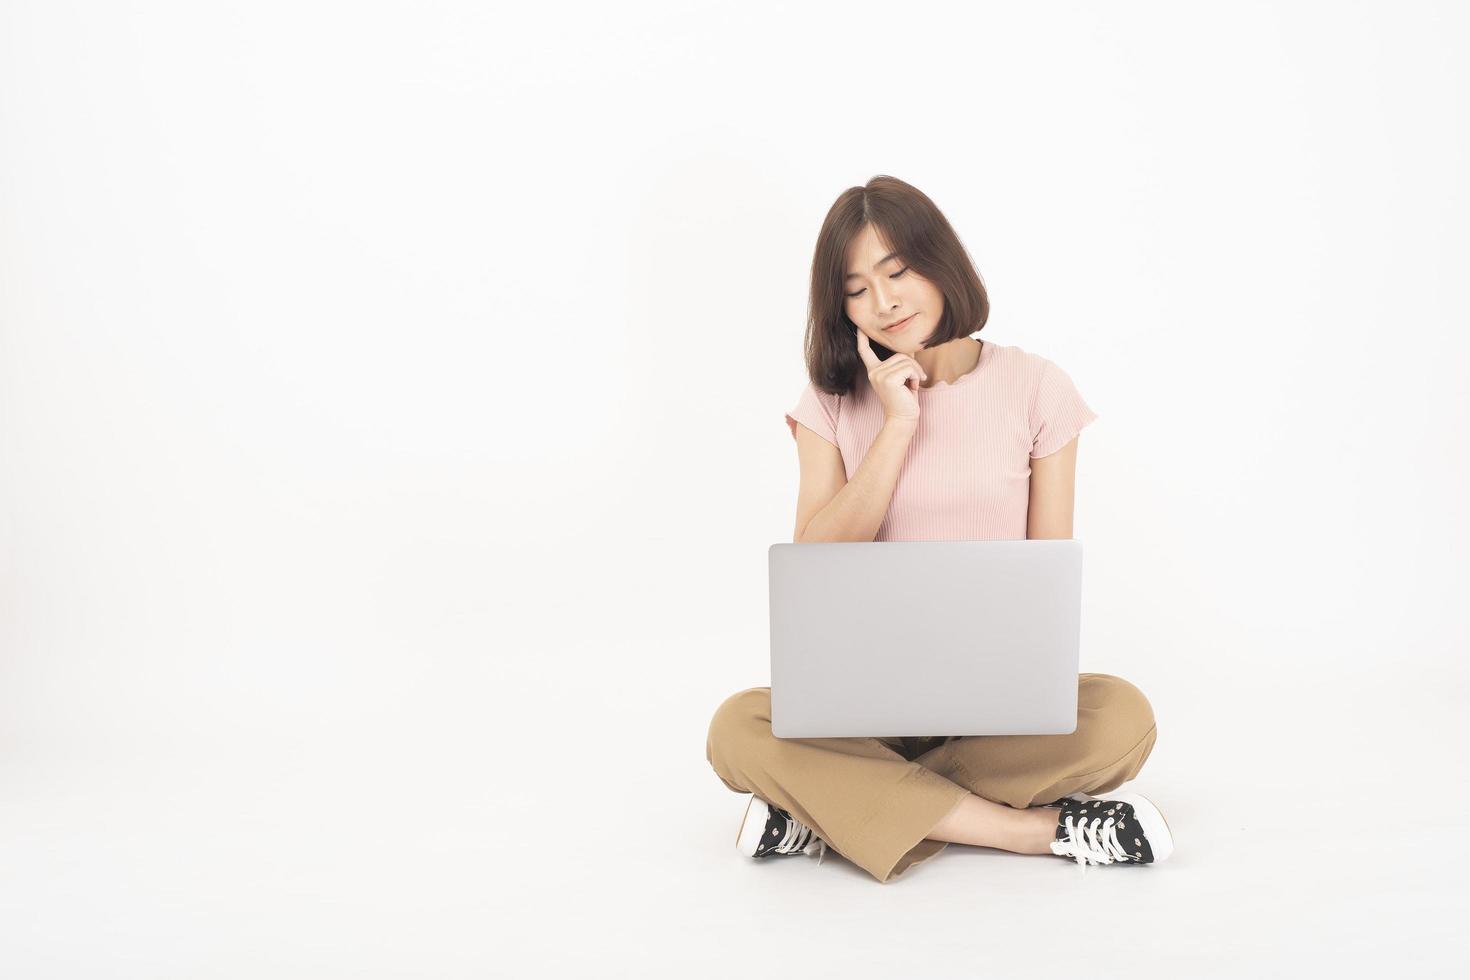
[1051,811,1130,874]
[773,815,828,865]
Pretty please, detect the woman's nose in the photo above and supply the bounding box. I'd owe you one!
[869,282,898,316]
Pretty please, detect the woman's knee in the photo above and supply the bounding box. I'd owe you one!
[705,687,773,763]
[1083,673,1157,747]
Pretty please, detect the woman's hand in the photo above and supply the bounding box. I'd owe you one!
[855,329,926,424]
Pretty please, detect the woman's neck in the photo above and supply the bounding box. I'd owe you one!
[913,337,981,388]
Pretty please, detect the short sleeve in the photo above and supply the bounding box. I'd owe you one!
[1029,358,1099,458]
[784,382,839,447]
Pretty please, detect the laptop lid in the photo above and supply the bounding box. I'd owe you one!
[768,539,1083,738]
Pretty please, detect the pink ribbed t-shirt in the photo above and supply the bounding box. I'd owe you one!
[783,338,1098,541]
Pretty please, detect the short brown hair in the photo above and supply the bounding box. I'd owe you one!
[803,175,990,395]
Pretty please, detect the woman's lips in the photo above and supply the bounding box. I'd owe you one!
[883,313,917,332]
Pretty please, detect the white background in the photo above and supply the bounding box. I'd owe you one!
[2,0,1466,976]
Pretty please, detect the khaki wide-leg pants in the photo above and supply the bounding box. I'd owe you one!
[705,673,1157,884]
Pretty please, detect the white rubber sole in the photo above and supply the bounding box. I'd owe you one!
[1104,791,1174,864]
[736,794,772,856]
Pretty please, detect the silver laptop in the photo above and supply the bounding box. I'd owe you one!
[768,540,1084,738]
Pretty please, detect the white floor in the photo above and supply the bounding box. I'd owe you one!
[1,637,1465,979]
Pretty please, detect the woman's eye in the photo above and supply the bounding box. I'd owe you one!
[845,266,908,298]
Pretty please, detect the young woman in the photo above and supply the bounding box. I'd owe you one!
[705,175,1174,884]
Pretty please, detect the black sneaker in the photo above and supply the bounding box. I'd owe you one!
[735,795,828,865]
[1046,791,1173,871]
[1039,792,1095,809]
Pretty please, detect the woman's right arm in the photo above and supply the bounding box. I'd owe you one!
[792,329,927,542]
[792,417,917,542]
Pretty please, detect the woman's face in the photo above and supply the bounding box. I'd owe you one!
[843,223,945,352]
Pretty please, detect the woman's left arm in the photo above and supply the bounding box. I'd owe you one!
[1026,436,1080,539]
